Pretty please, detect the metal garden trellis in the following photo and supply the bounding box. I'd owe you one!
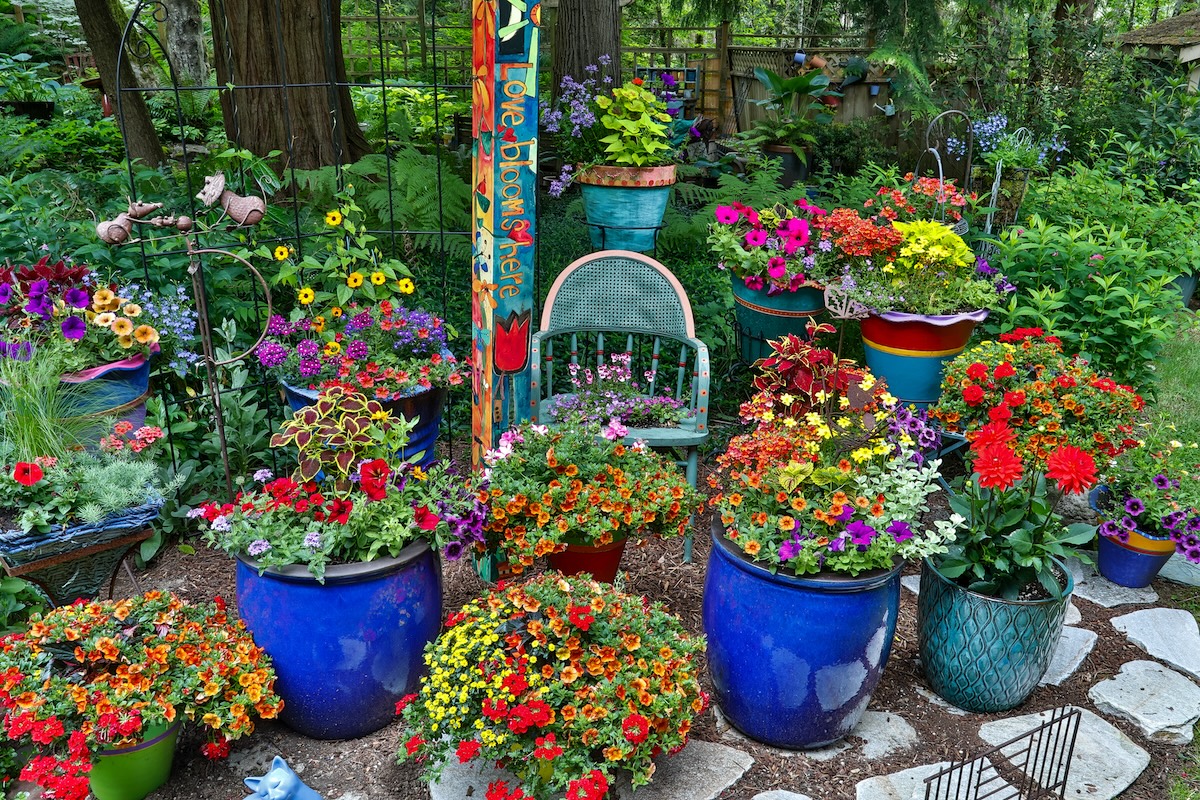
[111,0,484,498]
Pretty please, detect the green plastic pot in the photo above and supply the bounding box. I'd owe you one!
[90,720,180,800]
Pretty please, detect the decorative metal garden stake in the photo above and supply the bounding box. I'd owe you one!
[470,0,541,465]
[95,179,273,501]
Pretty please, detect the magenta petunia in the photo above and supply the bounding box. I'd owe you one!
[767,256,787,279]
[714,205,739,225]
[744,228,768,247]
[60,316,86,341]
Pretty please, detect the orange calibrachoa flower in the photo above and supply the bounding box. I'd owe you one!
[397,573,707,800]
[0,592,281,799]
[480,424,702,574]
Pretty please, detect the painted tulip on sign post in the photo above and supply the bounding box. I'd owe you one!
[471,0,540,465]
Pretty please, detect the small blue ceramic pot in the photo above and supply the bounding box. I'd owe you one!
[236,541,443,740]
[702,521,902,749]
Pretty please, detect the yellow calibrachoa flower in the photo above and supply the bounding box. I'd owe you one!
[298,287,315,305]
[94,312,116,328]
[111,318,134,336]
[347,272,364,288]
[325,210,343,226]
[122,303,142,317]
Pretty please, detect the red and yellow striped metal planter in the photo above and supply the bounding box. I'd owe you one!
[861,311,987,407]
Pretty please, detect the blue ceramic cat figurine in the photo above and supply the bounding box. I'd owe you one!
[244,756,323,800]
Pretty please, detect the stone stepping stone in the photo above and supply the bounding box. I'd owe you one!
[1112,607,1200,682]
[853,710,919,760]
[1160,554,1200,587]
[914,686,970,716]
[430,740,753,800]
[1039,625,1098,686]
[1066,557,1158,608]
[754,792,814,800]
[978,706,1148,800]
[1064,601,1081,626]
[901,575,921,595]
[854,759,1011,800]
[1089,660,1200,744]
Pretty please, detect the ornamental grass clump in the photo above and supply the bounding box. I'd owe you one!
[396,572,707,800]
[931,329,1146,599]
[0,591,281,800]
[195,386,485,579]
[1094,422,1200,564]
[709,322,955,575]
[481,423,701,575]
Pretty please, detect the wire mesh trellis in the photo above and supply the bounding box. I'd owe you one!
[112,0,480,501]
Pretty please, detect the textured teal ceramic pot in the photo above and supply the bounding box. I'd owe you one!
[917,557,1072,713]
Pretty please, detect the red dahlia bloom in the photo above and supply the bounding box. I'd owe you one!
[970,421,1016,452]
[1045,445,1097,495]
[973,443,1024,491]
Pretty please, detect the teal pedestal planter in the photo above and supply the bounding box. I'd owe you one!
[917,558,1072,713]
[577,165,676,253]
[730,280,825,363]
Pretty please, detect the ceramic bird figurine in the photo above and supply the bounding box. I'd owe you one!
[244,756,323,800]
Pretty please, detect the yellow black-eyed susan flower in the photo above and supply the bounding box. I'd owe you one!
[331,307,343,318]
[370,271,386,286]
[273,245,290,261]
[325,210,343,226]
[347,272,364,288]
[313,316,326,333]
[298,287,315,305]
[397,277,415,294]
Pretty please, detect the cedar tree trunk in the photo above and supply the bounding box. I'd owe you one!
[164,0,209,88]
[551,0,621,99]
[210,0,371,170]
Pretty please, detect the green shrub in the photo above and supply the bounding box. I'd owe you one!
[987,217,1178,389]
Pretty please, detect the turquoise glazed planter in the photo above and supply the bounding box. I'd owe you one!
[1174,273,1198,308]
[703,521,902,749]
[861,312,983,407]
[282,381,447,469]
[235,540,442,740]
[60,351,155,433]
[730,279,825,363]
[89,720,180,800]
[917,557,1072,713]
[577,164,676,253]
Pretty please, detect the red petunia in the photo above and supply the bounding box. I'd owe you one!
[973,443,1024,491]
[622,712,651,744]
[413,505,441,530]
[201,735,230,760]
[12,462,43,487]
[1045,445,1097,495]
[962,384,985,406]
[456,738,482,763]
[327,499,353,525]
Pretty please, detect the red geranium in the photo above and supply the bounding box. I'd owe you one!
[1044,445,1097,495]
[12,462,43,487]
[456,738,482,763]
[532,732,564,760]
[962,385,985,406]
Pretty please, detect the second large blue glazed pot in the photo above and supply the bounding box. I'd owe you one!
[917,557,1071,713]
[702,521,902,749]
[236,540,443,740]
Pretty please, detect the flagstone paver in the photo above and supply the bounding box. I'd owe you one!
[1160,554,1200,587]
[913,686,970,716]
[853,711,919,760]
[978,707,1149,800]
[430,740,754,800]
[753,792,814,800]
[1088,660,1200,744]
[1111,607,1200,681]
[901,575,921,595]
[854,759,1011,800]
[1039,625,1098,686]
[1066,558,1158,608]
[1064,601,1081,626]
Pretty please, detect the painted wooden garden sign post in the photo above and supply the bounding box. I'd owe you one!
[471,0,541,465]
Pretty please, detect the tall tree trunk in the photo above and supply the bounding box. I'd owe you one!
[164,0,209,88]
[209,0,370,171]
[74,0,165,168]
[551,0,621,99]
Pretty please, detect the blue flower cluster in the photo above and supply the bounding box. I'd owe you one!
[127,283,200,375]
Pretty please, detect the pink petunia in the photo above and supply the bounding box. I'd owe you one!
[715,205,739,225]
[745,228,768,247]
[767,256,788,279]
[744,275,764,291]
[782,236,804,256]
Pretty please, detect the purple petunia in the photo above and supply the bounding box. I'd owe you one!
[24,295,51,320]
[60,316,86,341]
[1098,520,1122,539]
[1121,516,1138,531]
[27,279,49,299]
[847,521,876,548]
[64,287,90,309]
[1124,497,1145,517]
[887,520,914,544]
[0,284,10,305]
[778,533,804,562]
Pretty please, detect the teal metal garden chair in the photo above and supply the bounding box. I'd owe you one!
[530,250,710,562]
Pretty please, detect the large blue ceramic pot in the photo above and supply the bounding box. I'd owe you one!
[729,279,825,363]
[282,381,447,469]
[917,557,1071,713]
[236,540,443,740]
[702,521,902,749]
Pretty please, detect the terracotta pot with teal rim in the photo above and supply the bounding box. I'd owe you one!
[89,720,181,800]
[1089,486,1177,588]
[730,278,825,363]
[577,164,676,253]
[917,557,1072,713]
[860,310,987,407]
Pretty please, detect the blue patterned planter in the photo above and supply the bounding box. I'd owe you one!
[282,381,447,469]
[730,279,825,363]
[917,558,1071,713]
[703,522,901,749]
[1097,535,1173,589]
[236,541,443,739]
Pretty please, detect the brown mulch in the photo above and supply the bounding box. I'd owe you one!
[119,463,1190,800]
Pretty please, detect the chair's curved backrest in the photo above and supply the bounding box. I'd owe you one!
[541,250,695,339]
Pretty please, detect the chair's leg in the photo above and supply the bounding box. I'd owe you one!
[683,446,699,564]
